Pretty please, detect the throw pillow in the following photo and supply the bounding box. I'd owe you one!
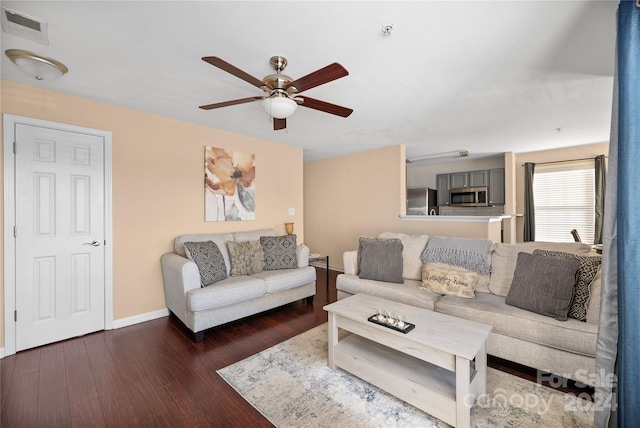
[183,241,227,287]
[505,252,580,321]
[227,240,265,276]
[357,237,404,284]
[532,250,602,322]
[260,235,298,270]
[378,232,429,281]
[419,262,478,299]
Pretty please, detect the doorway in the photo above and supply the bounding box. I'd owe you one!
[3,115,113,356]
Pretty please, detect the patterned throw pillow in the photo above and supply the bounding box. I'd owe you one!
[183,241,227,287]
[357,237,404,284]
[227,240,265,276]
[260,235,298,270]
[533,249,602,322]
[419,262,478,299]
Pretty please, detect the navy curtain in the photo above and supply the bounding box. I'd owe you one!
[615,1,640,425]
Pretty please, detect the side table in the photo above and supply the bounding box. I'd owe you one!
[309,254,329,290]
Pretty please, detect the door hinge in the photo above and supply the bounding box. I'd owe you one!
[14,310,17,322]
[13,141,17,154]
[13,226,17,238]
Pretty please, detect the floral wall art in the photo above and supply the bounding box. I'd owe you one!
[205,146,256,221]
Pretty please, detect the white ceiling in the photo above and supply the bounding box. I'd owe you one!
[0,1,617,163]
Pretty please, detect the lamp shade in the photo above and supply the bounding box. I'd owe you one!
[5,49,68,81]
[262,95,298,119]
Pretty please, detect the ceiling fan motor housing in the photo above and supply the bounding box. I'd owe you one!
[262,56,297,93]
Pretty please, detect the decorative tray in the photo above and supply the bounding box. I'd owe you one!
[367,315,415,334]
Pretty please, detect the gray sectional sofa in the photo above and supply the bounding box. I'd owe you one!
[336,232,601,386]
[161,229,316,341]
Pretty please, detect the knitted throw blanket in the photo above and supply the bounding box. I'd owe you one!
[420,237,493,274]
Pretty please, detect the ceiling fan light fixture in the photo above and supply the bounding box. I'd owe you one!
[5,49,68,80]
[262,94,298,119]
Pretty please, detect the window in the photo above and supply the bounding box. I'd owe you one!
[533,160,595,244]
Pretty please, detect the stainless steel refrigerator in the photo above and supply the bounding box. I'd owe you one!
[406,188,438,215]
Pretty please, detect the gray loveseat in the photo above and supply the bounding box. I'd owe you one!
[336,232,600,386]
[161,228,316,341]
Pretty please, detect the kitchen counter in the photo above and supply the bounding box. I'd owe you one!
[400,215,513,223]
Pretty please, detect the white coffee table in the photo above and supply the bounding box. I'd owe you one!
[323,293,492,428]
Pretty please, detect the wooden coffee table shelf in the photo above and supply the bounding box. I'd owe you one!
[324,294,492,428]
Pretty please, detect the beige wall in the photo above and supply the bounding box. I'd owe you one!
[514,142,609,242]
[0,80,304,349]
[304,141,608,269]
[304,145,501,270]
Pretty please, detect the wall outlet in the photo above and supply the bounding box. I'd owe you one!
[288,208,295,216]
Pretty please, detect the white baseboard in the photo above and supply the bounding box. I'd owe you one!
[0,347,4,359]
[111,308,170,330]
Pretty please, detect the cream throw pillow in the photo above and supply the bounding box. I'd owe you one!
[378,232,429,281]
[419,262,478,299]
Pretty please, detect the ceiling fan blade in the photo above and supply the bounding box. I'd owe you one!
[273,118,286,130]
[202,56,271,90]
[285,63,348,93]
[199,96,263,110]
[298,96,353,117]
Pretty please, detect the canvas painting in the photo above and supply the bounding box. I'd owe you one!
[205,146,256,221]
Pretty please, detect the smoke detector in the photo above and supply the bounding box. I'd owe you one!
[1,7,49,44]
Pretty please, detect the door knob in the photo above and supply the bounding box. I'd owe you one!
[83,240,101,247]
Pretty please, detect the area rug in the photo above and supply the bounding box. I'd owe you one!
[217,324,593,427]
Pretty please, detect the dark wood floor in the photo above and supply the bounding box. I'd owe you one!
[0,267,590,427]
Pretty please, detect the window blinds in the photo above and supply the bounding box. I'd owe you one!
[533,159,595,244]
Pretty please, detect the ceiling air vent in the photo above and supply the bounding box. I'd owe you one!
[1,8,49,44]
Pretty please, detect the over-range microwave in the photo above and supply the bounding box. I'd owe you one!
[449,186,488,207]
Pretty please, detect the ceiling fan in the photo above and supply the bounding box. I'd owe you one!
[199,56,353,130]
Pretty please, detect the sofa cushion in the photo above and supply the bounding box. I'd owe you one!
[357,237,404,283]
[420,262,478,299]
[227,240,265,276]
[505,252,580,321]
[435,292,598,357]
[234,228,277,243]
[378,232,429,281]
[533,250,602,322]
[586,268,603,325]
[183,241,228,286]
[261,235,298,270]
[254,266,316,293]
[336,274,441,311]
[489,242,592,297]
[186,276,267,311]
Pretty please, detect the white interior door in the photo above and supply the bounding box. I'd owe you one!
[14,123,106,351]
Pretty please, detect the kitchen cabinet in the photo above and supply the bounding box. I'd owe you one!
[436,168,505,206]
[450,172,468,188]
[488,168,505,205]
[436,174,451,206]
[469,170,489,187]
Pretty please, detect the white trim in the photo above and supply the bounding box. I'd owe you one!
[2,114,113,357]
[112,308,170,330]
[0,347,4,359]
[399,215,510,223]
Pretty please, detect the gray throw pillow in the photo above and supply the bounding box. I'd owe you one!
[357,237,404,284]
[227,240,265,276]
[533,250,602,322]
[505,252,580,321]
[260,235,298,270]
[184,241,227,287]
